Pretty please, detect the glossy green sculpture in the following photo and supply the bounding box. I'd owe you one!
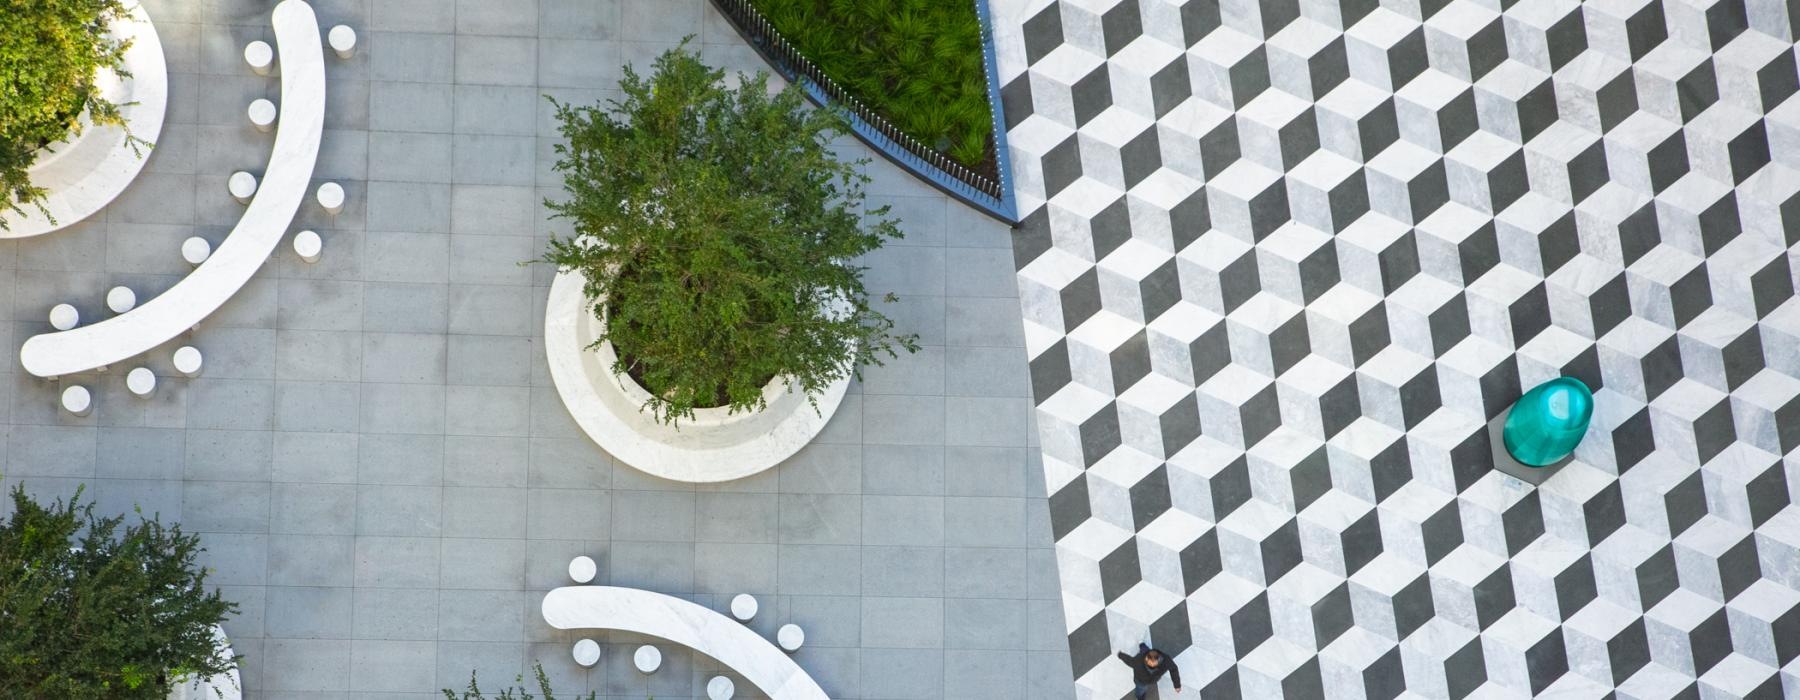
[1503,377,1594,467]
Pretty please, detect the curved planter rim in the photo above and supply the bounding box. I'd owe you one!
[1,0,167,238]
[165,624,241,700]
[544,270,853,483]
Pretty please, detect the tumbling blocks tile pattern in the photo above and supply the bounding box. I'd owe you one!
[994,0,1800,697]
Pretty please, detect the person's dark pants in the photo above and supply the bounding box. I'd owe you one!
[1134,643,1153,698]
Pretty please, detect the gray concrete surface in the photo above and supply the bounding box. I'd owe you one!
[0,1,1072,697]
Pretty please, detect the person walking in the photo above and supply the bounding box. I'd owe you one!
[1117,642,1181,698]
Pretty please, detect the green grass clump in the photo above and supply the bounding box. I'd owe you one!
[749,0,995,173]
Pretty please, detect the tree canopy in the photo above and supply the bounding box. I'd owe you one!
[0,0,134,228]
[0,485,237,697]
[543,45,918,424]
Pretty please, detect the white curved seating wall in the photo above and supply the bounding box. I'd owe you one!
[541,586,829,700]
[19,0,326,379]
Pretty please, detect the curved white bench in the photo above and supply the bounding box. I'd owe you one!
[0,1,166,238]
[20,0,325,379]
[541,586,829,700]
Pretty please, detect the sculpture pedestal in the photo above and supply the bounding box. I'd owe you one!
[1486,411,1573,486]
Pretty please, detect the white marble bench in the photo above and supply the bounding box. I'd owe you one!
[19,0,327,379]
[541,586,829,700]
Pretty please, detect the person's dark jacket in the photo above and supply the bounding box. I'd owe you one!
[1118,648,1181,688]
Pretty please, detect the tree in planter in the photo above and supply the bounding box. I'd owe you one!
[0,484,238,697]
[0,0,135,229]
[543,44,918,424]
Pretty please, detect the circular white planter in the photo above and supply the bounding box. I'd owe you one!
[1,1,167,238]
[165,624,240,700]
[544,270,853,483]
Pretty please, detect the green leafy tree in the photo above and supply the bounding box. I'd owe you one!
[543,45,918,425]
[0,0,135,229]
[444,663,602,700]
[0,484,238,697]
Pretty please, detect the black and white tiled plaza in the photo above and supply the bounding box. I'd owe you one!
[993,0,1800,696]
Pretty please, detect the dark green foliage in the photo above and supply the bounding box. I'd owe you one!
[750,0,994,170]
[0,484,238,697]
[0,0,134,228]
[443,663,600,700]
[543,46,918,424]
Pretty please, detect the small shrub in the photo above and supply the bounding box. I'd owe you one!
[0,0,134,228]
[750,0,994,171]
[543,45,918,425]
[0,484,238,697]
[443,663,598,700]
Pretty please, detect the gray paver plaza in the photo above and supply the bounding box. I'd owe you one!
[0,1,1073,697]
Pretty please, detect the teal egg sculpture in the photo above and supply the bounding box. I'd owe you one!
[1502,377,1594,467]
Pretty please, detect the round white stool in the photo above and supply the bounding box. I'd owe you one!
[329,25,357,59]
[707,676,735,700]
[173,346,204,378]
[61,385,93,416]
[568,555,597,583]
[228,171,258,203]
[181,236,212,266]
[777,624,805,652]
[248,98,277,132]
[244,40,273,75]
[107,286,137,314]
[730,594,757,622]
[633,645,661,674]
[49,303,80,331]
[293,230,322,263]
[571,638,600,668]
[127,367,157,397]
[316,182,344,215]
